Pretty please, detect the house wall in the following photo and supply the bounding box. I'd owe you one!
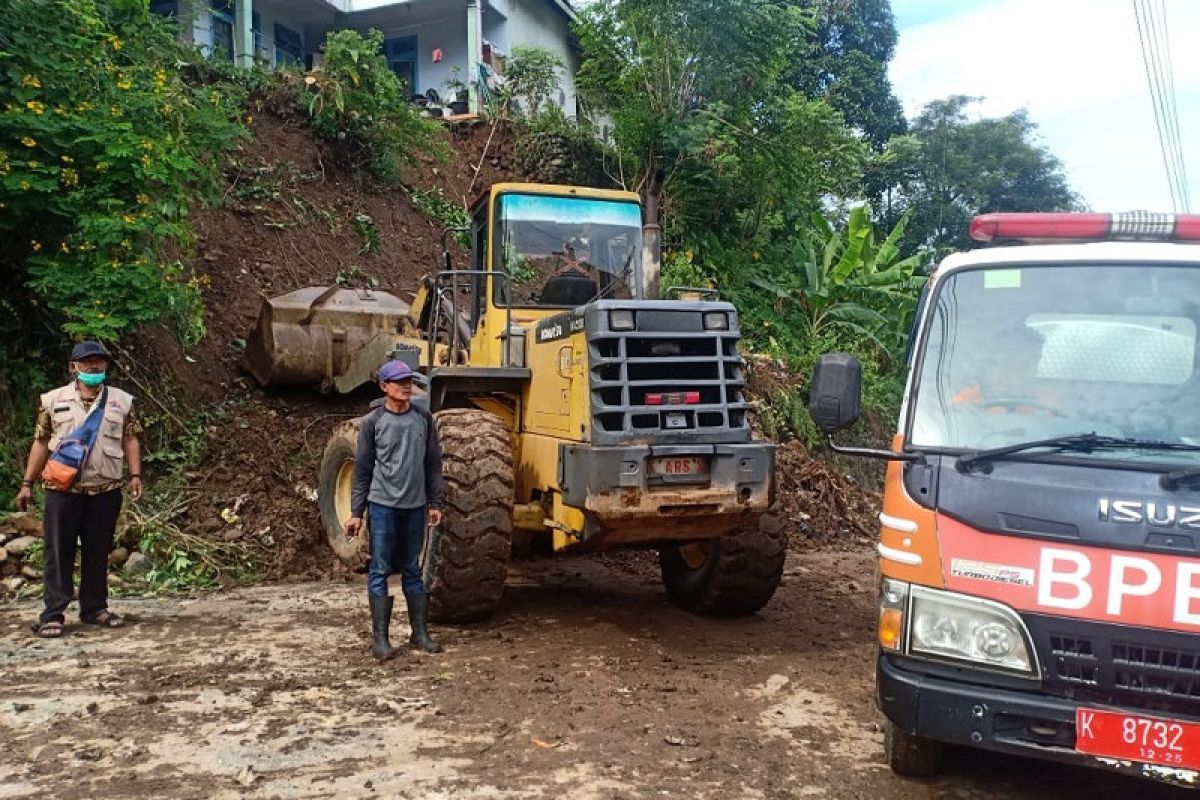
[506,0,577,117]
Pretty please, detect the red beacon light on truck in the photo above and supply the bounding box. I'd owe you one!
[969,211,1200,244]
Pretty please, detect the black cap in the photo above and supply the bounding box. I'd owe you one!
[69,340,112,362]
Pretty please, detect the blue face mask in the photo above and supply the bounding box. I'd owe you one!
[77,371,106,387]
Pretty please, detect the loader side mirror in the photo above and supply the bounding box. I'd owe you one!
[808,353,862,434]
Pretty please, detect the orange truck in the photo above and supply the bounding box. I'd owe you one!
[808,212,1200,788]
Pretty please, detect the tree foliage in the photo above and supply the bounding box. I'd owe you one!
[873,96,1081,253]
[499,45,566,119]
[0,0,245,344]
[576,0,867,263]
[787,0,906,148]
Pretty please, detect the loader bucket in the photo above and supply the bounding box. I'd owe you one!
[245,286,411,393]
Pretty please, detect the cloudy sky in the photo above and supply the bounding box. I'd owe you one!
[890,0,1200,213]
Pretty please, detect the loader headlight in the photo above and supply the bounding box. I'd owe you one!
[610,309,635,331]
[908,586,1037,675]
[703,311,729,330]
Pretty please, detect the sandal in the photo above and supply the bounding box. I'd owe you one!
[31,620,65,639]
[81,610,125,628]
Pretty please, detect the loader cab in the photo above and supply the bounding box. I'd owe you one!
[456,184,646,369]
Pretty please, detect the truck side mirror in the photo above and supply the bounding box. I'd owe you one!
[808,353,862,434]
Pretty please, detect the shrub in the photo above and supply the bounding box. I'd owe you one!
[302,29,444,181]
[0,0,246,344]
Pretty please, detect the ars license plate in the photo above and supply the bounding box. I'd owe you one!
[1076,708,1200,770]
[649,456,709,478]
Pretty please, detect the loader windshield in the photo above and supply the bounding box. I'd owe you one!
[908,262,1200,467]
[494,194,642,308]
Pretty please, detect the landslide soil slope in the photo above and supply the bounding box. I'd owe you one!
[122,110,882,581]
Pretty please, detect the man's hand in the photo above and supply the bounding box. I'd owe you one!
[128,476,143,502]
[345,517,364,538]
[15,484,32,512]
[427,508,443,527]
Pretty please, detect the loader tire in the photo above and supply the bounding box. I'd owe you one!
[319,419,370,569]
[423,409,514,623]
[659,502,786,616]
[885,722,942,777]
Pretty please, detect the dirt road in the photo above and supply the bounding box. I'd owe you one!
[0,547,1189,799]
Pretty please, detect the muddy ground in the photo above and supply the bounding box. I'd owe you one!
[1,545,1188,799]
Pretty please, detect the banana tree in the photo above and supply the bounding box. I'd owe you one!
[747,205,925,358]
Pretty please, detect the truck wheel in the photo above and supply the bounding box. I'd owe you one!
[659,502,786,616]
[885,722,942,777]
[423,409,514,623]
[318,419,369,569]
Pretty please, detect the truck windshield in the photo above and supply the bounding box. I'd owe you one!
[493,194,643,308]
[909,262,1200,467]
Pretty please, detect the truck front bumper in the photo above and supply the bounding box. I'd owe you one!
[879,654,1200,788]
[558,442,774,545]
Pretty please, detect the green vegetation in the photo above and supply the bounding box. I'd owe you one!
[576,0,1073,445]
[301,29,445,182]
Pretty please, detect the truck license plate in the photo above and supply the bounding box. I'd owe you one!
[1076,708,1200,770]
[649,456,709,477]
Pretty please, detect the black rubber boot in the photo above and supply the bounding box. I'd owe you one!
[405,592,442,653]
[369,595,400,662]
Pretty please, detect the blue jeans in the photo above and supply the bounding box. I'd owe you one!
[367,502,428,598]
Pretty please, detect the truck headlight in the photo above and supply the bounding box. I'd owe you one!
[908,586,1037,675]
[610,309,635,331]
[703,311,729,330]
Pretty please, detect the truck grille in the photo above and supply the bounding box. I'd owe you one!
[1029,616,1200,711]
[588,308,750,446]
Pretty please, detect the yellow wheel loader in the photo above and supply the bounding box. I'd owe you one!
[247,183,784,622]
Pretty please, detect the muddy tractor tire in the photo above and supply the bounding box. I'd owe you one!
[423,408,514,623]
[885,722,942,778]
[659,502,786,616]
[318,419,370,570]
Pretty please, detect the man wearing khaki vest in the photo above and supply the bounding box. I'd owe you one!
[15,341,144,638]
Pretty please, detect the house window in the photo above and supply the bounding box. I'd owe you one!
[210,1,234,59]
[209,2,259,62]
[384,35,419,97]
[150,0,176,16]
[274,23,303,68]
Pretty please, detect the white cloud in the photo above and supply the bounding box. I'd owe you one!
[891,0,1200,213]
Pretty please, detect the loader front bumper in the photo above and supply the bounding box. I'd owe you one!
[558,442,774,545]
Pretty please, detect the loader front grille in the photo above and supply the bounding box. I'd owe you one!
[588,307,750,445]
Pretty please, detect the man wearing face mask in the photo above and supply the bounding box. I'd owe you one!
[16,341,144,638]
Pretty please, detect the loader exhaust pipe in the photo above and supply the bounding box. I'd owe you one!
[641,170,664,300]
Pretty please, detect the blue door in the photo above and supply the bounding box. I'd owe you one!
[384,35,419,98]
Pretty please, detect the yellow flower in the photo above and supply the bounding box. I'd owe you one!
[140,140,153,151]
[26,100,45,115]
[61,154,73,163]
[19,180,30,191]
[75,102,93,112]
[122,213,136,224]
[21,74,41,89]
[245,114,254,125]
[96,161,109,172]
[108,35,123,50]
[116,78,132,91]
[61,168,79,187]
[141,154,152,168]
[137,193,150,205]
[60,242,70,254]
[20,136,36,148]
[31,240,42,252]
[28,160,39,169]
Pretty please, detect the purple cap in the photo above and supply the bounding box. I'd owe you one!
[378,360,415,382]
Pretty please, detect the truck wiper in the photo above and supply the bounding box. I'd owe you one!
[1161,466,1200,491]
[957,433,1200,473]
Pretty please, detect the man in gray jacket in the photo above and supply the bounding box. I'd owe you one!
[345,360,445,660]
